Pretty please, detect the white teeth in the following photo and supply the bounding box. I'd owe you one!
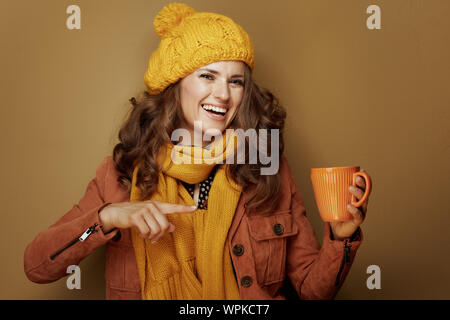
[201,104,227,114]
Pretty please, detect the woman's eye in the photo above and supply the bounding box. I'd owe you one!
[200,74,243,87]
[200,74,214,80]
[231,79,244,87]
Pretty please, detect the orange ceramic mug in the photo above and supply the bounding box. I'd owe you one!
[310,166,372,222]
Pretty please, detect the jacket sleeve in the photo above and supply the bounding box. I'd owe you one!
[24,157,120,284]
[284,159,363,300]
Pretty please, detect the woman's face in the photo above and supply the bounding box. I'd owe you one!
[179,60,246,144]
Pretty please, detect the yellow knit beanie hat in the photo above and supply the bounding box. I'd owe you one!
[144,3,255,95]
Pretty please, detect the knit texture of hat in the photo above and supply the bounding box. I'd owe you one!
[144,3,254,95]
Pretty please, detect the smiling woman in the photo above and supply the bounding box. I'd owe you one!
[179,61,246,137]
[116,58,285,210]
[24,2,367,300]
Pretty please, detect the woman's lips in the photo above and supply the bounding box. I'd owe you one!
[200,104,227,121]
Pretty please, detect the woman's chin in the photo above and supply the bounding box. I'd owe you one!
[196,118,228,136]
[203,125,226,138]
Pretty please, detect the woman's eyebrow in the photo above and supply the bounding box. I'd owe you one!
[198,68,244,78]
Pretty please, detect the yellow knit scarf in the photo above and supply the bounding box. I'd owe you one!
[130,133,242,300]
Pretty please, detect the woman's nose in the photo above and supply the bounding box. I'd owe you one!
[212,81,230,101]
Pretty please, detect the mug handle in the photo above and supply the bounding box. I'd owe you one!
[351,171,372,207]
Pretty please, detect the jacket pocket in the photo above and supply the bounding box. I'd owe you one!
[105,243,141,293]
[247,211,299,287]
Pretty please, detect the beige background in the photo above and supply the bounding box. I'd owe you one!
[1,0,449,299]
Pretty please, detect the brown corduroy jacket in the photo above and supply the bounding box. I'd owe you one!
[24,156,362,300]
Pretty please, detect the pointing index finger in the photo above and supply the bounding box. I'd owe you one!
[150,200,197,214]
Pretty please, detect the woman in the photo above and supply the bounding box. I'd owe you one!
[24,3,370,300]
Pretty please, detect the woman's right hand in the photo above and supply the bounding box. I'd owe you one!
[99,200,197,242]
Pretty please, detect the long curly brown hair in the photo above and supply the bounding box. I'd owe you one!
[112,65,286,213]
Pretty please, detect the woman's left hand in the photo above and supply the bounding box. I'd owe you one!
[330,169,370,241]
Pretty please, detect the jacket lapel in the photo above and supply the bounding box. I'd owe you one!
[226,191,248,243]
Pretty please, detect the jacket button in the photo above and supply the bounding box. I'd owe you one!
[240,275,253,287]
[232,244,244,256]
[273,223,284,236]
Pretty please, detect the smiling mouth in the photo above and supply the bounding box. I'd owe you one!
[201,104,228,116]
